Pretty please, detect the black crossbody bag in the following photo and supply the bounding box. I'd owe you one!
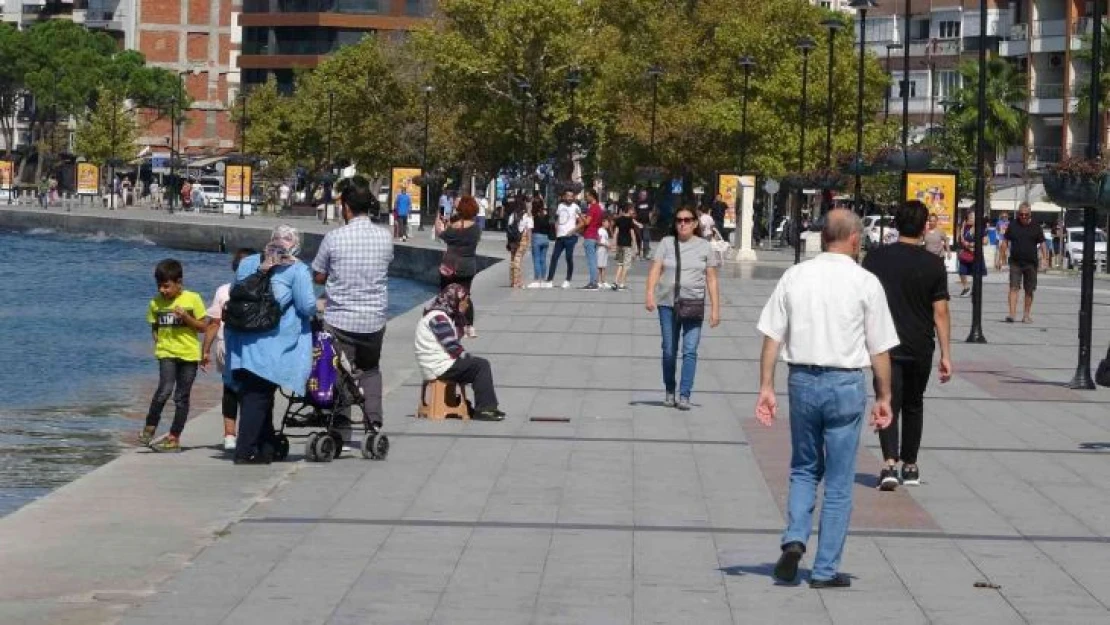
[673,236,705,321]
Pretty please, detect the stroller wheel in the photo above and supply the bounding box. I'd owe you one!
[361,432,389,460]
[328,431,345,459]
[274,434,290,461]
[304,432,320,462]
[313,432,336,462]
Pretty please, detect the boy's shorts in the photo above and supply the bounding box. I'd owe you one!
[616,246,635,268]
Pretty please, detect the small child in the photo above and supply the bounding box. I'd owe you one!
[202,248,256,452]
[141,259,209,452]
[597,216,612,289]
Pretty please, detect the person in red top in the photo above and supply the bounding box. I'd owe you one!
[581,189,606,290]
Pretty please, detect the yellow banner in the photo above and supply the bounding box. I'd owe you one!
[76,163,99,195]
[224,165,253,203]
[718,174,740,229]
[390,167,423,215]
[905,172,957,242]
[0,161,12,190]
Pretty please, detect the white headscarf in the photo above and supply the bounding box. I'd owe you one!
[264,224,301,266]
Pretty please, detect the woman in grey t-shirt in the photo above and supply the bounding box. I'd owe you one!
[644,206,721,410]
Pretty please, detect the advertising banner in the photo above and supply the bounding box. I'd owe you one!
[224,165,253,204]
[718,173,739,229]
[0,161,12,191]
[905,172,958,242]
[390,166,423,224]
[76,163,99,196]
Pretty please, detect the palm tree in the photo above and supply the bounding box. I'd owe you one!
[947,57,1026,174]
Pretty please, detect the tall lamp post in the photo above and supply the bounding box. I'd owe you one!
[420,85,433,231]
[884,43,902,121]
[901,0,912,157]
[647,64,664,160]
[566,67,582,186]
[822,19,842,170]
[516,77,531,172]
[738,56,755,173]
[966,0,989,344]
[795,36,816,265]
[850,0,877,214]
[323,90,333,225]
[1072,0,1103,388]
[238,90,248,220]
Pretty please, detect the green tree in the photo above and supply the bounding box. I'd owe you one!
[74,88,140,167]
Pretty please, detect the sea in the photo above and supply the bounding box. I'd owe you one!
[0,229,436,517]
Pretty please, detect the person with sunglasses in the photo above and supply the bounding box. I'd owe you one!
[999,202,1048,324]
[644,206,721,411]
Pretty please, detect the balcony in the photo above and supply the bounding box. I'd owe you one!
[883,96,938,115]
[1028,146,1062,170]
[1027,83,1076,115]
[908,38,962,57]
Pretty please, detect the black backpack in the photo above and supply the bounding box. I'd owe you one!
[505,213,522,244]
[223,271,282,332]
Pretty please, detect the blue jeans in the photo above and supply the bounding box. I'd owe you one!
[547,235,578,282]
[782,367,867,581]
[531,233,550,280]
[658,306,703,399]
[583,238,599,285]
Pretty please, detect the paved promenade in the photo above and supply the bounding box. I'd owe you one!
[2,208,1110,624]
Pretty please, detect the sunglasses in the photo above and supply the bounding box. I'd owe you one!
[675,217,697,224]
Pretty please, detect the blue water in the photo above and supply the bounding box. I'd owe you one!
[0,230,436,517]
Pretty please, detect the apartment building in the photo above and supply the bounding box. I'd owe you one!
[238,0,435,93]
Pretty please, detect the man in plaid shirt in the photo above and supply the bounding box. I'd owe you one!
[313,176,394,428]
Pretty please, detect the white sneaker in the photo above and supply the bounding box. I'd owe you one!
[466,326,478,338]
[542,282,554,288]
[223,435,237,451]
[599,282,610,289]
[526,281,540,289]
[561,280,571,289]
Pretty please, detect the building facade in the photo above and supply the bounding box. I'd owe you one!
[238,0,435,93]
[857,0,1104,177]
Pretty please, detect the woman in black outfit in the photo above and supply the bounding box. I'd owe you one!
[435,194,482,337]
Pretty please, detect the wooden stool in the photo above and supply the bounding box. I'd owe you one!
[417,379,470,420]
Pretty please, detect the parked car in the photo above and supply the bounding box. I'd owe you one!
[1063,227,1108,269]
[862,214,894,245]
[198,176,224,209]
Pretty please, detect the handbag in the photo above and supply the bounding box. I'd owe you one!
[673,236,705,321]
[958,248,974,264]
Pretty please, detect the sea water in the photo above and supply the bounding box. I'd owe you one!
[0,229,436,517]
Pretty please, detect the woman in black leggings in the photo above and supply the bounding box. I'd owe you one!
[435,195,482,336]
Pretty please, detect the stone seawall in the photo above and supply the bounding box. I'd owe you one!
[0,209,501,285]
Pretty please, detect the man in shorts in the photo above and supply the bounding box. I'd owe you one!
[613,203,638,290]
[1000,202,1047,324]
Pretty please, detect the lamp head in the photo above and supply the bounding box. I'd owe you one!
[822,18,844,32]
[848,0,878,8]
[737,55,756,69]
[797,36,817,52]
[566,68,582,88]
[646,64,665,79]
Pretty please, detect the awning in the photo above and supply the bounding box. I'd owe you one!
[187,155,226,169]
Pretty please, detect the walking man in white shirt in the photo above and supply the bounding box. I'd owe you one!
[755,210,898,589]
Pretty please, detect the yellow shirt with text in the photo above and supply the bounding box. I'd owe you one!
[146,290,206,361]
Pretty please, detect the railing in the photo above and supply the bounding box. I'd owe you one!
[242,0,385,14]
[1033,83,1066,99]
[1031,146,1062,165]
[1031,19,1068,38]
[1010,23,1029,41]
[1074,17,1093,36]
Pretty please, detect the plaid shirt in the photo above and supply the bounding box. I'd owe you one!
[312,216,394,334]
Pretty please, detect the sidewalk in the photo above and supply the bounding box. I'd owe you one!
[3,233,1110,623]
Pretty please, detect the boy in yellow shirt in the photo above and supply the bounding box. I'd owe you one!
[140,259,209,452]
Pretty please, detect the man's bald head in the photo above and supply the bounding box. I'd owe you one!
[822,209,862,249]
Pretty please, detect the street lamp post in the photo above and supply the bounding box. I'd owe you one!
[238,91,248,221]
[796,36,816,265]
[647,64,664,160]
[516,77,531,172]
[966,0,989,344]
[738,56,755,173]
[323,90,333,225]
[822,19,842,171]
[884,43,902,122]
[1073,0,1103,388]
[109,93,118,211]
[901,0,911,157]
[420,85,433,231]
[850,1,877,214]
[566,67,582,183]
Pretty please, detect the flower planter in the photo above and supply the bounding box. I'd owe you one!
[1044,171,1102,209]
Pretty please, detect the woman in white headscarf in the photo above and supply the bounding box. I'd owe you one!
[224,225,317,464]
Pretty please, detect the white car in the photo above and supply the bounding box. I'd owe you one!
[862,214,894,245]
[1063,227,1108,269]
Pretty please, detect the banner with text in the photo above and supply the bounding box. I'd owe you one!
[224,165,253,203]
[76,163,99,196]
[390,167,423,217]
[905,172,957,242]
[0,161,12,190]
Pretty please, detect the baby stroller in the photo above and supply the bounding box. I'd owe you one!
[275,319,389,462]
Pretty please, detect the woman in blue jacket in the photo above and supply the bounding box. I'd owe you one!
[224,225,317,464]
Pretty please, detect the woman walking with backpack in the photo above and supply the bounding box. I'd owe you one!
[644,206,721,411]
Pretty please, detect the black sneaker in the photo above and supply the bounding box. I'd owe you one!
[879,466,899,491]
[473,409,506,422]
[809,573,851,589]
[901,465,920,486]
[773,542,805,583]
[580,283,599,290]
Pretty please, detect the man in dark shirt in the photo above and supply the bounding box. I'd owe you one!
[612,203,639,290]
[862,200,953,491]
[635,189,652,259]
[1000,202,1047,323]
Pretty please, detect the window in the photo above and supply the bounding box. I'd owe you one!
[936,70,961,99]
[938,20,960,39]
[405,0,428,16]
[915,19,931,41]
[898,80,917,99]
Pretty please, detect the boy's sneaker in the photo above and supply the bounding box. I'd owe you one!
[150,437,182,453]
[618,284,629,291]
[223,435,237,452]
[879,466,900,491]
[542,282,554,289]
[677,397,691,411]
[561,281,571,289]
[901,465,921,486]
[526,281,541,289]
[137,427,155,446]
[663,394,676,408]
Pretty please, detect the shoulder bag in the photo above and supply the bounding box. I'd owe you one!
[673,237,705,321]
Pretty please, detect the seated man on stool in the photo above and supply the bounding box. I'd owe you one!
[415,284,505,421]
